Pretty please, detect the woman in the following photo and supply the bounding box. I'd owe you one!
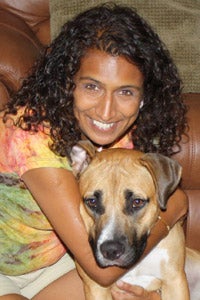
[0,3,188,300]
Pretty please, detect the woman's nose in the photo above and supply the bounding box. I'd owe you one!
[95,93,116,121]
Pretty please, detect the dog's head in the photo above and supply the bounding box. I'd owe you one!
[70,141,182,268]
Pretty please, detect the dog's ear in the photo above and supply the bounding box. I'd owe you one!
[70,140,96,177]
[140,153,182,210]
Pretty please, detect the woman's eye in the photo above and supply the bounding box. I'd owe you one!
[120,89,134,96]
[84,83,99,91]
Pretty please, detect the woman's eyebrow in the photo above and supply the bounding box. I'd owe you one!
[78,76,100,83]
[119,84,143,91]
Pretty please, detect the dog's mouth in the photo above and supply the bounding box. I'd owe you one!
[89,233,148,268]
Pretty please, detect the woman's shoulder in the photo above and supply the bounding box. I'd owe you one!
[0,118,71,176]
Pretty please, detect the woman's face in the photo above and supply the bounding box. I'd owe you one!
[73,49,144,146]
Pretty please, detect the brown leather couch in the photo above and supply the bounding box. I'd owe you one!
[175,93,200,252]
[0,0,50,108]
[0,1,200,252]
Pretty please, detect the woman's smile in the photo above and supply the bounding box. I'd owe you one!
[92,119,115,131]
[73,49,144,146]
[88,117,119,139]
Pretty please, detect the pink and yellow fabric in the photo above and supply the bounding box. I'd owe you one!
[0,117,69,275]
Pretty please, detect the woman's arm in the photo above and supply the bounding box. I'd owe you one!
[142,188,188,258]
[22,168,188,287]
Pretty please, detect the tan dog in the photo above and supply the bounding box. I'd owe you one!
[70,141,190,300]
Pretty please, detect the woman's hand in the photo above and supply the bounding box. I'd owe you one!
[111,281,161,300]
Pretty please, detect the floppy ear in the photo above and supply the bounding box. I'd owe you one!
[140,153,182,210]
[70,140,96,178]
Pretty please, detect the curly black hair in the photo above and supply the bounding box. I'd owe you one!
[3,3,187,157]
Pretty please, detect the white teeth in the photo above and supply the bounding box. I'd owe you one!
[93,120,114,130]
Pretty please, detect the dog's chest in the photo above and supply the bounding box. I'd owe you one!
[120,244,169,290]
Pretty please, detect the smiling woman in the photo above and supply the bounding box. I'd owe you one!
[73,49,144,146]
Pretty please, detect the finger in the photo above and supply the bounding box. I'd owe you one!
[111,288,138,300]
[115,281,147,296]
[111,287,161,300]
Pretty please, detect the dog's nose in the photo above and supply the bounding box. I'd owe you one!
[100,240,125,260]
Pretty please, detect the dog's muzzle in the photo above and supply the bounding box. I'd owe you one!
[90,232,148,268]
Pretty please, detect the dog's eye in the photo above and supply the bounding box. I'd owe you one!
[83,190,105,215]
[124,189,149,215]
[85,197,97,208]
[132,198,146,209]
